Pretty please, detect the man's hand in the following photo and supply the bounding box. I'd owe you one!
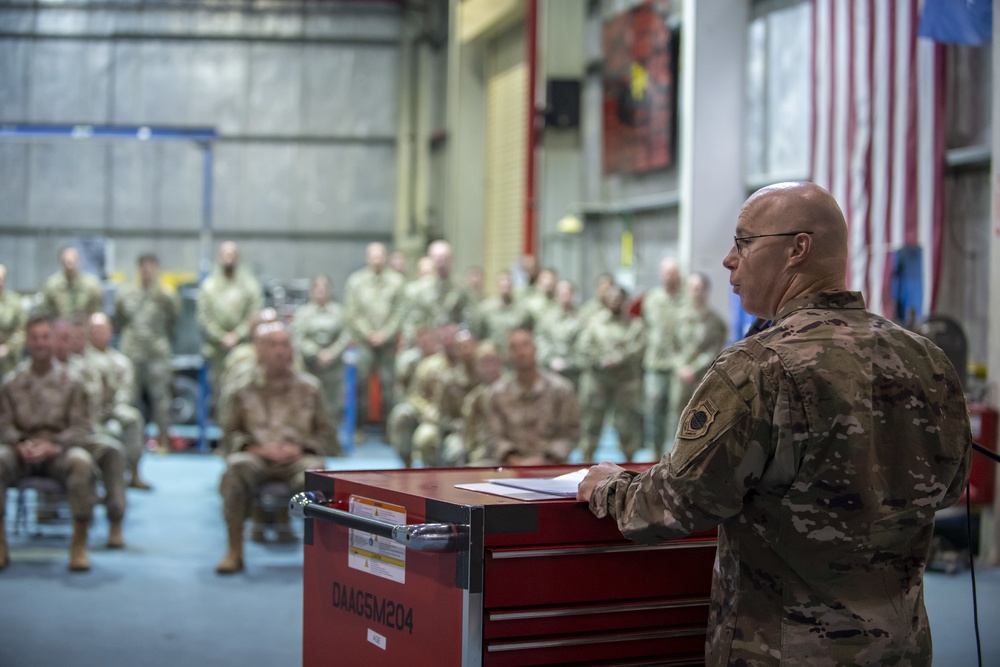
[316,348,335,368]
[576,461,626,503]
[247,441,304,464]
[369,331,388,348]
[221,332,239,350]
[678,365,696,385]
[17,439,60,465]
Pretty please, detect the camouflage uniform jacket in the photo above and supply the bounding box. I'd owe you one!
[224,367,339,457]
[473,297,533,353]
[86,346,135,417]
[195,267,264,357]
[576,310,646,381]
[486,369,581,463]
[536,307,582,373]
[675,305,728,380]
[588,291,972,666]
[114,279,179,360]
[294,301,352,369]
[461,384,493,464]
[641,286,687,371]
[40,271,104,317]
[0,290,26,378]
[433,362,479,434]
[0,360,93,449]
[402,275,469,338]
[344,267,404,343]
[405,352,451,424]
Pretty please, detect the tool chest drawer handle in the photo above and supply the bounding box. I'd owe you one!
[486,627,706,653]
[489,540,717,559]
[290,491,462,552]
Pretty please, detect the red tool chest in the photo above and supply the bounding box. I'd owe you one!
[298,466,717,666]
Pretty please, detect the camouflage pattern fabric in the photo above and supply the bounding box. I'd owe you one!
[588,291,972,666]
[0,291,26,379]
[486,369,581,464]
[39,271,104,317]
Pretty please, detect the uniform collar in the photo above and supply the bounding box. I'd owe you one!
[773,291,866,323]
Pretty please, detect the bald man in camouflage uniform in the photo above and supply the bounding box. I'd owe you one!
[642,257,687,458]
[345,243,405,424]
[0,316,105,571]
[402,241,468,340]
[216,322,337,574]
[196,241,264,400]
[0,265,26,379]
[113,253,178,453]
[580,182,972,667]
[39,246,104,318]
[576,287,646,463]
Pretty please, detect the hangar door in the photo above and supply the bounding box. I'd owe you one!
[483,25,527,287]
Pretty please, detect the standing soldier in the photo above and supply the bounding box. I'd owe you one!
[0,265,26,379]
[641,256,687,458]
[671,273,728,421]
[577,273,615,323]
[344,243,404,427]
[403,241,468,337]
[87,313,151,490]
[576,286,647,463]
[113,254,178,453]
[39,246,104,318]
[536,279,583,388]
[196,241,264,404]
[294,275,352,434]
[473,271,533,356]
[523,267,558,323]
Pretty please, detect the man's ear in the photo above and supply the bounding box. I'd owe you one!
[786,233,812,267]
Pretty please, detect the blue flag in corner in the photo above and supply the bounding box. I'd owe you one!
[919,0,992,46]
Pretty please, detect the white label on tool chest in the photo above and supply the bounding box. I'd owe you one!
[348,495,407,584]
[367,628,387,650]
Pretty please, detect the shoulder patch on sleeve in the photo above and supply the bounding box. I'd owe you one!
[678,399,719,440]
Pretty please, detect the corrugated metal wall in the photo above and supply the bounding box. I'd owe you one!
[483,24,526,285]
[0,1,402,297]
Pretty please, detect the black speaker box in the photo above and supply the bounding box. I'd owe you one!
[545,79,581,129]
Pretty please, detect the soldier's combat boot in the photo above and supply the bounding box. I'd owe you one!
[69,520,91,572]
[107,520,125,549]
[215,521,244,575]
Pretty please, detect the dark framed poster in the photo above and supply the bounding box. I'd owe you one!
[602,0,678,175]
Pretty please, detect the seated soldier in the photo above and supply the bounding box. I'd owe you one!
[0,315,102,571]
[442,341,503,466]
[216,321,339,574]
[87,313,150,490]
[486,328,581,465]
[53,316,128,547]
[387,323,456,468]
[418,329,479,467]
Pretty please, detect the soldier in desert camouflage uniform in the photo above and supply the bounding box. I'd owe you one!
[216,322,337,575]
[579,182,972,667]
[486,328,580,465]
[0,265,26,380]
[88,313,151,490]
[472,271,533,356]
[576,286,646,463]
[670,273,727,424]
[402,241,468,340]
[442,340,502,466]
[536,279,583,388]
[39,246,104,318]
[641,256,687,457]
[196,241,264,400]
[0,315,105,571]
[344,243,404,424]
[113,253,178,453]
[294,275,352,428]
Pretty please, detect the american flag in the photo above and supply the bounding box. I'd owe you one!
[810,0,946,318]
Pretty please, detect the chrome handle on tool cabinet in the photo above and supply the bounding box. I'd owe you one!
[290,491,461,552]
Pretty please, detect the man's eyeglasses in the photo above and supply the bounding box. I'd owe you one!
[732,231,813,256]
